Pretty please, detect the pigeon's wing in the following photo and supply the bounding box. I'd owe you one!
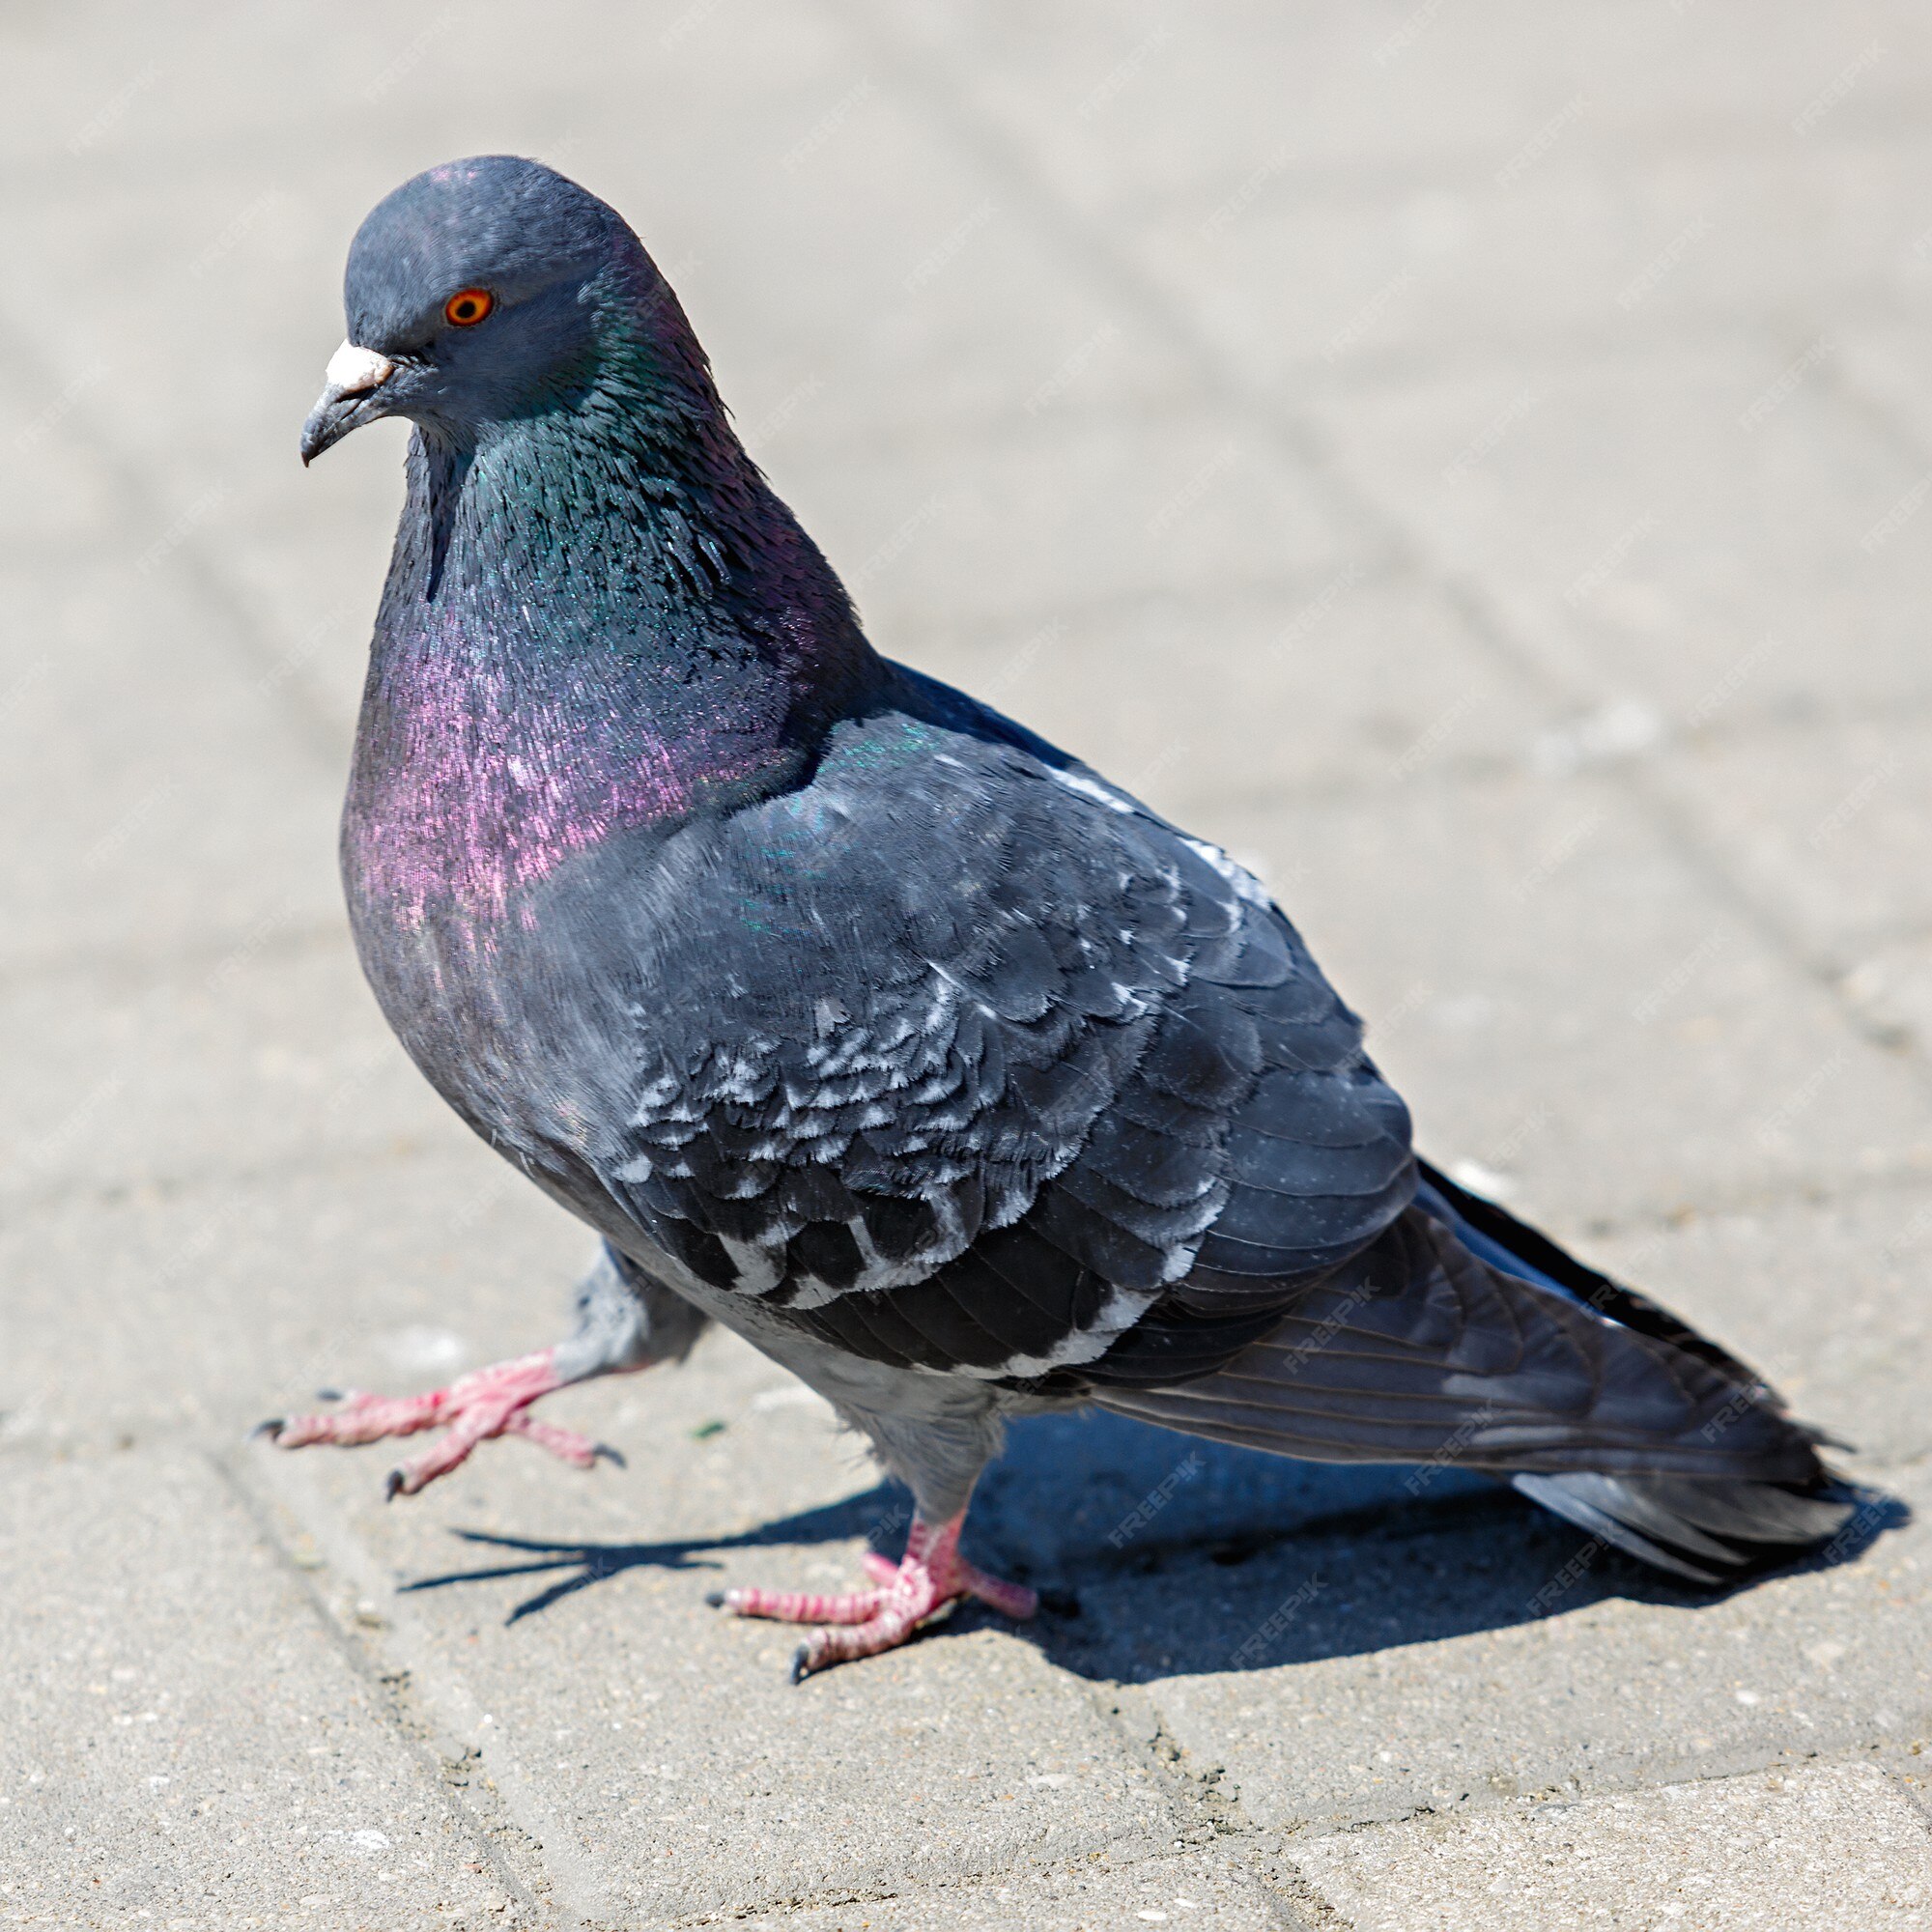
[1093,1201,1813,1471]
[1092,1196,1847,1582]
[600,677,1414,1383]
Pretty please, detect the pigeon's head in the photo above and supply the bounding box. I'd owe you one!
[300,156,690,464]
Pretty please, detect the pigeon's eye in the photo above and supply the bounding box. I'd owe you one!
[443,288,495,327]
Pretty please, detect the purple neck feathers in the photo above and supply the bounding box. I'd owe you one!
[344,378,876,932]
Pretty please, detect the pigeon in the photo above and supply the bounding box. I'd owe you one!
[267,156,1851,1679]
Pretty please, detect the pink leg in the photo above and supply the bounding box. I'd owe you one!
[707,1511,1038,1680]
[255,1349,620,1497]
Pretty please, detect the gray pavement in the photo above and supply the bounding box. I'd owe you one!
[6,3,1932,1925]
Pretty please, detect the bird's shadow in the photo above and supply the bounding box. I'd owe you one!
[402,1410,1908,1679]
[400,1484,917,1626]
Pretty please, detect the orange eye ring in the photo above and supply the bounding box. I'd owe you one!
[443,287,495,327]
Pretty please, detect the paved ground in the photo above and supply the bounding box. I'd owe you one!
[6,3,1932,1925]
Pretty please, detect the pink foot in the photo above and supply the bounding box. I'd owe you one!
[706,1512,1037,1680]
[254,1349,618,1497]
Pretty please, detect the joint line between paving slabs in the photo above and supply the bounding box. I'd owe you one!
[1069,1681,1339,1928]
[208,1444,581,1931]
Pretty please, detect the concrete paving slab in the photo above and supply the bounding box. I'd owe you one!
[1115,134,1932,387]
[1068,1459,1930,1835]
[1843,932,1932,1061]
[907,574,1549,819]
[1303,342,1932,727]
[879,3,1932,217]
[242,1347,1184,1928]
[0,937,446,1213]
[675,87,1195,453]
[0,386,128,564]
[1651,714,1932,970]
[1284,1760,1932,1931]
[0,0,854,177]
[0,154,410,749]
[1,1141,574,1452]
[1196,778,1932,1226]
[1585,1189,1932,1468]
[0,1449,516,1929]
[785,407,1363,651]
[0,559,340,978]
[1837,314,1932,458]
[740,1847,1287,1931]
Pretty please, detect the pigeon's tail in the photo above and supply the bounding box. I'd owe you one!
[1507,1468,1850,1583]
[1092,1160,1853,1585]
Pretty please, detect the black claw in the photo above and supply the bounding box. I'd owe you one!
[591,1442,627,1469]
[1039,1588,1082,1618]
[250,1418,284,1442]
[788,1643,811,1686]
[384,1468,405,1502]
[315,1387,344,1403]
[703,1589,727,1608]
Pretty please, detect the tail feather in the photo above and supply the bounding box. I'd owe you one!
[1639,1471,1852,1544]
[1514,1470,1853,1586]
[1417,1160,1776,1397]
[1519,1471,1745,1568]
[1092,1173,1851,1585]
[1512,1473,1730,1582]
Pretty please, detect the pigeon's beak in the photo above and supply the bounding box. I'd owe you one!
[299,340,397,466]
